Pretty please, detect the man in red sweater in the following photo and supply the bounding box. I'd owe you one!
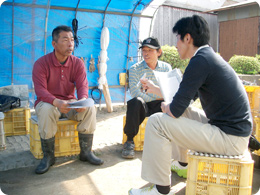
[32,25,103,174]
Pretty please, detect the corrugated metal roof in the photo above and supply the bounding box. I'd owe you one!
[162,0,249,12]
[207,0,259,13]
[163,0,226,12]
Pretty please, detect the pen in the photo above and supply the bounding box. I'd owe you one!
[136,73,146,87]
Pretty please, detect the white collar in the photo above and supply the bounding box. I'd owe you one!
[193,45,209,56]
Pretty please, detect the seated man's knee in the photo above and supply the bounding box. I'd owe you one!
[136,97,146,106]
[81,106,96,120]
[41,103,57,114]
[146,113,162,131]
[37,102,59,119]
[127,97,145,108]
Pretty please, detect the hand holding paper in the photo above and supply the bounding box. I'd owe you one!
[67,98,94,108]
[153,68,182,103]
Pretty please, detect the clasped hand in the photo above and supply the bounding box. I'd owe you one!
[140,78,156,94]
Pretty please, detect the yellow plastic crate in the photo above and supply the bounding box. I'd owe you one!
[244,85,260,112]
[254,117,260,156]
[186,153,254,195]
[30,117,80,159]
[119,73,128,86]
[3,108,31,136]
[122,115,148,151]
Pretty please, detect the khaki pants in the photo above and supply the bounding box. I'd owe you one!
[141,106,250,186]
[35,101,96,139]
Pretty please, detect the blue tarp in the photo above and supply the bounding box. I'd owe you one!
[0,0,154,106]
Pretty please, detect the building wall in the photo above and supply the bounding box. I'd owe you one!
[216,3,260,61]
[219,16,259,61]
[217,4,260,22]
[151,6,218,51]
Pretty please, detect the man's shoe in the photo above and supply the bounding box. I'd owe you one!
[171,160,187,179]
[122,141,135,159]
[129,185,175,195]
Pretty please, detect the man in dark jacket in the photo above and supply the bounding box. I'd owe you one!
[129,15,252,195]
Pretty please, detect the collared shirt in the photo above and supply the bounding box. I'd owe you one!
[193,44,209,56]
[129,60,172,102]
[32,51,89,107]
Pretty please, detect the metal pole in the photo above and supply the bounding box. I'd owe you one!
[75,0,80,19]
[11,0,14,85]
[148,5,160,37]
[124,0,143,105]
[44,0,51,55]
[102,0,111,28]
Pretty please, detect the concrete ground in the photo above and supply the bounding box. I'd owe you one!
[0,104,260,195]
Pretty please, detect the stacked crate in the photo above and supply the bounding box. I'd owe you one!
[3,108,31,136]
[244,86,260,112]
[244,85,260,133]
[244,85,260,168]
[254,117,260,156]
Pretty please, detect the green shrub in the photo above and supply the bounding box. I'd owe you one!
[255,54,260,63]
[160,45,189,73]
[228,55,260,75]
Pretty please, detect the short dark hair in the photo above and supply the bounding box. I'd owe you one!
[172,15,210,47]
[52,25,73,42]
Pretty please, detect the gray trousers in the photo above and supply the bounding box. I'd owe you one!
[141,106,250,186]
[35,101,96,139]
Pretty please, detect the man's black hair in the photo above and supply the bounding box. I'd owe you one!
[52,25,73,42]
[172,15,210,47]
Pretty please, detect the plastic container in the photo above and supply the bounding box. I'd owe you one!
[30,116,80,159]
[0,112,6,150]
[119,73,128,86]
[254,117,260,156]
[244,85,260,134]
[122,115,148,151]
[3,108,31,136]
[244,85,260,112]
[186,153,254,195]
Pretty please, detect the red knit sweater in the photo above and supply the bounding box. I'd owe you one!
[32,51,88,107]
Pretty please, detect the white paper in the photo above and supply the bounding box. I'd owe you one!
[67,98,94,108]
[153,68,182,103]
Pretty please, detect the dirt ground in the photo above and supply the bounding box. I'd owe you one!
[0,104,259,195]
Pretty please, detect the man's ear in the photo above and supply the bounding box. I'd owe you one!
[185,33,192,43]
[52,41,56,48]
[157,48,163,57]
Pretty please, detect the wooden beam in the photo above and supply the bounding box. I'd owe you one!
[102,81,113,113]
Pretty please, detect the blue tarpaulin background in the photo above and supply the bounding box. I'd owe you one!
[0,0,155,106]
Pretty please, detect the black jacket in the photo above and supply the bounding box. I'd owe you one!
[170,47,252,137]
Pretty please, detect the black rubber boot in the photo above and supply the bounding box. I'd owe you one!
[35,137,55,174]
[79,133,104,165]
